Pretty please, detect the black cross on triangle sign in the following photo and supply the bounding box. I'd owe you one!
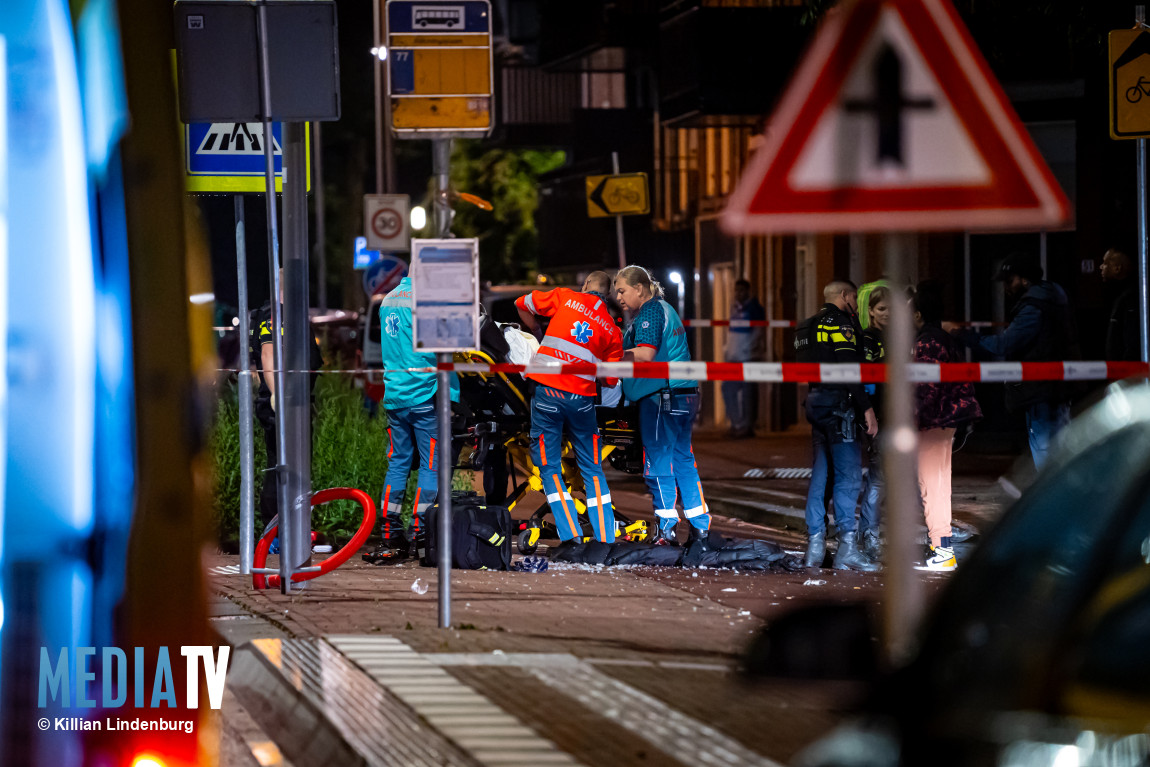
[843,44,935,166]
[722,0,1070,234]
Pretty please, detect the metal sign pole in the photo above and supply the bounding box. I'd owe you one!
[612,151,626,268]
[881,232,923,665]
[1140,6,1150,364]
[282,121,313,593]
[235,195,256,575]
[313,121,327,312]
[436,352,452,628]
[1141,138,1149,363]
[433,138,453,628]
[963,231,972,361]
[256,0,291,587]
[382,3,397,194]
[373,0,384,195]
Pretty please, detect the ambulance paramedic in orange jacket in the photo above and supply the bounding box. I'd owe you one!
[516,272,623,549]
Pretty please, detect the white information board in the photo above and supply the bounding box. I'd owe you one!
[411,238,479,352]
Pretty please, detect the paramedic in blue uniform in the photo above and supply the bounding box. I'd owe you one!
[363,275,459,564]
[614,265,709,547]
[516,271,623,550]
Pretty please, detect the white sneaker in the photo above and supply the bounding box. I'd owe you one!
[924,545,957,571]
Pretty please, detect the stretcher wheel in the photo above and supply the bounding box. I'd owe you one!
[517,529,538,555]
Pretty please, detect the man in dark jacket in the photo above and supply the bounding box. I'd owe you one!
[1100,247,1141,361]
[795,279,879,572]
[956,252,1077,470]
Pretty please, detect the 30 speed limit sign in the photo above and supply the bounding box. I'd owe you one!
[364,194,411,251]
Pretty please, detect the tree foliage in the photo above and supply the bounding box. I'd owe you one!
[448,141,566,284]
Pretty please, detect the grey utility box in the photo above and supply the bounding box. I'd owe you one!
[174,0,341,122]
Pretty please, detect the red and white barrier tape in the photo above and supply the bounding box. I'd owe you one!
[216,319,1004,331]
[218,361,1148,382]
[680,319,1003,328]
[441,360,1150,383]
[682,319,796,328]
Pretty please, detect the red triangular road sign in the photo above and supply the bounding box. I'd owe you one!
[722,0,1071,234]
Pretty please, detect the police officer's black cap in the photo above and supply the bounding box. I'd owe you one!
[994,252,1042,282]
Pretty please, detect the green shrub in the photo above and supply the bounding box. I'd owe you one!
[310,372,390,538]
[207,378,257,541]
[208,372,472,544]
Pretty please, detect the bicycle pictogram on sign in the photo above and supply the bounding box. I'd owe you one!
[1109,28,1150,139]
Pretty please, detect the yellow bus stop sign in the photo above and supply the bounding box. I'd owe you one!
[1109,29,1150,139]
[586,173,650,218]
[386,0,494,137]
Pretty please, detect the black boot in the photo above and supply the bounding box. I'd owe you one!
[362,532,410,564]
[804,531,826,568]
[649,522,679,546]
[684,526,712,564]
[550,537,584,562]
[832,531,881,572]
[861,529,882,560]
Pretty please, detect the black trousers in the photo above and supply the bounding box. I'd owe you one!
[256,402,278,529]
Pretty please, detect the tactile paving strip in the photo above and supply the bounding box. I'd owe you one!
[525,661,785,767]
[243,637,477,767]
[426,652,782,767]
[327,635,584,767]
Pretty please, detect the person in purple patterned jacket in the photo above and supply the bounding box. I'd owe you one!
[912,284,982,571]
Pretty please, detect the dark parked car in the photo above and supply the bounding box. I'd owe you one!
[753,380,1150,767]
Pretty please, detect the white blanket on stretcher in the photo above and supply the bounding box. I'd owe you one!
[501,324,540,368]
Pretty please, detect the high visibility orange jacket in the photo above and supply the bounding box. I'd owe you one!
[515,288,623,396]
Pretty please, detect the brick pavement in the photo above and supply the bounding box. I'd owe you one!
[207,425,1020,766]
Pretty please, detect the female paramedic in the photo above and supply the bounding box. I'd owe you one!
[614,265,710,547]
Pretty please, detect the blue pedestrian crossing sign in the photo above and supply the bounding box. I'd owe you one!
[182,121,311,193]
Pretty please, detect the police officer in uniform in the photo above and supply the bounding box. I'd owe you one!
[795,279,879,571]
[248,278,324,532]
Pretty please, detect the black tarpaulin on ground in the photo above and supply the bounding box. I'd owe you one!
[551,532,804,572]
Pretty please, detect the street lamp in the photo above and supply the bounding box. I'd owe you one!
[411,205,427,231]
[668,271,685,321]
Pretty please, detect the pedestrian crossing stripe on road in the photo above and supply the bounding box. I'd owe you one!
[195,123,282,156]
[743,467,813,480]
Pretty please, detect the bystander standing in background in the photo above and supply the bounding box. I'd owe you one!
[954,252,1078,470]
[722,278,766,438]
[1100,247,1141,361]
[858,284,890,560]
[914,283,982,571]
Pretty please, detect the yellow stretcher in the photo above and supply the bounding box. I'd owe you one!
[454,347,648,554]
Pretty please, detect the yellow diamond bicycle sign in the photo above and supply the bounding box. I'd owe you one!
[1109,28,1150,139]
[586,173,650,218]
